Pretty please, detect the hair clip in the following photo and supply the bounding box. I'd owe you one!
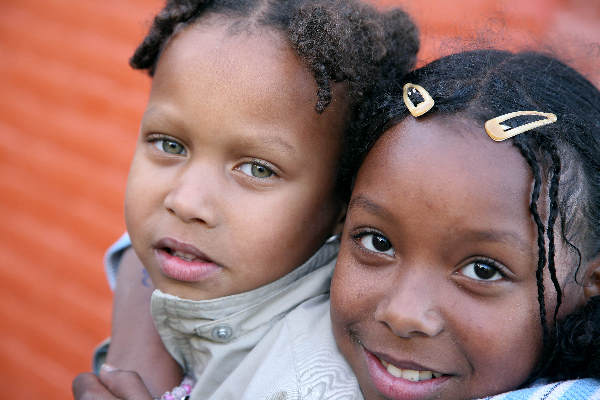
[485,111,557,141]
[403,83,434,117]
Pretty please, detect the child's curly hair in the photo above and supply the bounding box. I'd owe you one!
[131,0,418,113]
[352,49,600,382]
[130,0,419,201]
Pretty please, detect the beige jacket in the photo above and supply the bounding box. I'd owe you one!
[151,238,362,399]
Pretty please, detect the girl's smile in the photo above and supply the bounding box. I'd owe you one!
[364,349,451,399]
[331,116,587,400]
[125,18,347,300]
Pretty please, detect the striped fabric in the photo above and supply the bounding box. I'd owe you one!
[481,379,600,400]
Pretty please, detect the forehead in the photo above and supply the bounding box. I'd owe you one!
[151,20,317,122]
[354,116,534,231]
[362,116,530,185]
[146,19,347,159]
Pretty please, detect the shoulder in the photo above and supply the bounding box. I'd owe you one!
[218,295,362,400]
[279,296,362,399]
[480,379,600,400]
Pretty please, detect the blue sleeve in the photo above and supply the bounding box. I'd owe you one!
[104,232,132,291]
[480,379,600,400]
[93,233,132,372]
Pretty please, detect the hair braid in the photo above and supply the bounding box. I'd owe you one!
[512,139,549,346]
[545,141,563,320]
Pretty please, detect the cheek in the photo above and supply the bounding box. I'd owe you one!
[228,188,339,277]
[331,251,376,330]
[452,298,543,392]
[124,154,164,242]
[124,163,145,230]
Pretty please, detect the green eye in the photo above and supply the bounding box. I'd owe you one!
[153,138,185,155]
[251,163,273,178]
[239,162,275,179]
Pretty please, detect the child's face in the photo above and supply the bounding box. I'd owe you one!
[125,21,346,300]
[331,117,587,400]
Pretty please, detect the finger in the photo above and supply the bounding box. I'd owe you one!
[72,372,120,400]
[99,364,154,400]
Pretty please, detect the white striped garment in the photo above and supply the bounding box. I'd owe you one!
[480,379,600,400]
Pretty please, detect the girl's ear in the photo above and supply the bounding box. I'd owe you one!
[583,256,600,300]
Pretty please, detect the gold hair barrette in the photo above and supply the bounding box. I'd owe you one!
[485,111,557,141]
[403,83,434,117]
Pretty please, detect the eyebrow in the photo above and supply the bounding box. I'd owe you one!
[349,194,531,253]
[141,106,182,130]
[348,194,394,221]
[240,134,296,157]
[460,229,531,254]
[143,106,297,157]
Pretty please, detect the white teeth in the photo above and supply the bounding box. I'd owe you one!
[419,370,433,380]
[382,361,403,378]
[380,359,441,382]
[402,369,420,382]
[173,251,196,261]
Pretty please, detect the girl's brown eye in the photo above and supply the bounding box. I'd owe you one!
[459,261,503,281]
[357,232,394,256]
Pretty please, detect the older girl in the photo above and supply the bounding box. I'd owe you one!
[331,49,600,399]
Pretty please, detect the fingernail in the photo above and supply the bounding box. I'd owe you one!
[100,363,117,373]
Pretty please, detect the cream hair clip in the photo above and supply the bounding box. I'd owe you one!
[403,83,434,117]
[485,111,557,141]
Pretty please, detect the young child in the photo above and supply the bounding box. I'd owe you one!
[72,0,419,399]
[330,49,600,399]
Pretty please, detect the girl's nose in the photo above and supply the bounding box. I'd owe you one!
[163,168,220,227]
[374,270,445,338]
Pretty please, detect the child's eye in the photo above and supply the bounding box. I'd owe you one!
[458,260,503,281]
[151,138,186,155]
[238,161,275,179]
[355,232,395,256]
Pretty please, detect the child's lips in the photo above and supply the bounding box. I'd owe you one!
[363,347,452,400]
[153,237,222,282]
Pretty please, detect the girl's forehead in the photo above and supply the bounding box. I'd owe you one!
[152,23,316,119]
[355,116,535,234]
[143,16,348,176]
[372,116,523,172]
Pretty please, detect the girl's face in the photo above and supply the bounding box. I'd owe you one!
[331,117,587,400]
[125,19,346,300]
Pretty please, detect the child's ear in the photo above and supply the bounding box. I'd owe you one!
[583,256,600,300]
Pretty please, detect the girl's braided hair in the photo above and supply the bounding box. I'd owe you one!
[130,0,418,200]
[352,49,600,382]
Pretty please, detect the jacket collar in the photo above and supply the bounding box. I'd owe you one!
[151,237,338,343]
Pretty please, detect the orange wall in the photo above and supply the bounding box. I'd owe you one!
[0,0,597,398]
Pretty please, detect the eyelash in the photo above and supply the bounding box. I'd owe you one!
[352,230,395,257]
[236,159,277,179]
[146,134,186,155]
[456,257,509,282]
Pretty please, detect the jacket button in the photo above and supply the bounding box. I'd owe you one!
[211,325,233,341]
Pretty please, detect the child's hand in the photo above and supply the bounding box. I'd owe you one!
[72,364,153,400]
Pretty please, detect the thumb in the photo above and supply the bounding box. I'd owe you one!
[98,364,154,400]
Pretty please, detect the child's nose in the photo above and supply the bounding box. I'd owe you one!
[374,269,444,339]
[163,166,220,227]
